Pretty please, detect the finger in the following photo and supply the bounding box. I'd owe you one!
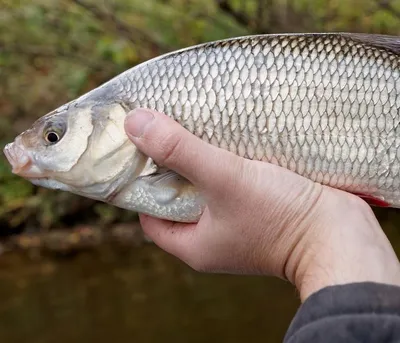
[124,108,246,192]
[139,214,197,260]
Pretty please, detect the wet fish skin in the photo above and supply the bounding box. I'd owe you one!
[112,33,400,204]
[4,33,400,222]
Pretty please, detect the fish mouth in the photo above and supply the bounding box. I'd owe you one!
[3,140,45,178]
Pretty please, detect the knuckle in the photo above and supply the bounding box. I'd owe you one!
[188,260,209,273]
[184,254,210,273]
[157,132,184,167]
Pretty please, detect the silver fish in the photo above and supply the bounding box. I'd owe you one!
[4,33,400,222]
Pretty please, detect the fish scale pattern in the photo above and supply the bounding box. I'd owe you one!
[119,33,400,204]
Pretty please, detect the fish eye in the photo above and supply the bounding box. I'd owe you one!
[45,131,60,143]
[43,122,66,145]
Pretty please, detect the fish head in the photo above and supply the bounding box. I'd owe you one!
[3,101,97,192]
[3,100,146,198]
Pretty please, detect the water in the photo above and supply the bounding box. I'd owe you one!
[1,208,400,343]
[0,245,299,343]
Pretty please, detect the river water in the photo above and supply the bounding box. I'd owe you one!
[1,208,400,343]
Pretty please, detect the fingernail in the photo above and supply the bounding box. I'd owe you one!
[125,109,155,138]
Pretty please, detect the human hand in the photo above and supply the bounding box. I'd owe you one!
[124,108,400,301]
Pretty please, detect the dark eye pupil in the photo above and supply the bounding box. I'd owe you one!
[47,132,59,143]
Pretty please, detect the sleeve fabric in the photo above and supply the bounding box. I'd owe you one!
[284,282,400,343]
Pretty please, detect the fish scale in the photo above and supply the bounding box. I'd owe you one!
[114,33,400,203]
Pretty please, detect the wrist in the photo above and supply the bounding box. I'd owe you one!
[285,188,400,302]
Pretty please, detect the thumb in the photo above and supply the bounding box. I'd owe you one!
[124,108,244,191]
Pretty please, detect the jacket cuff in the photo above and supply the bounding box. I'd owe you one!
[284,282,400,342]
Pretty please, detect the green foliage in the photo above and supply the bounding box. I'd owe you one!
[1,0,400,233]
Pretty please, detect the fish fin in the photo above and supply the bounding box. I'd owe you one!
[343,33,400,55]
[351,192,390,207]
[127,170,205,222]
[139,170,187,204]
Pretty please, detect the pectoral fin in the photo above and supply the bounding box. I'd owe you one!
[114,170,205,223]
[141,171,188,205]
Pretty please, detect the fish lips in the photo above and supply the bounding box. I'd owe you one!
[3,141,45,178]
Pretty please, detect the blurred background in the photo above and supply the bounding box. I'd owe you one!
[2,0,400,342]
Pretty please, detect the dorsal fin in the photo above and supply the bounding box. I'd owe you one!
[343,33,400,55]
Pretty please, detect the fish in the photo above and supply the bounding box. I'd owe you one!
[4,32,400,222]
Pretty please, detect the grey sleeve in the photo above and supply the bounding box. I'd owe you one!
[284,282,400,343]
